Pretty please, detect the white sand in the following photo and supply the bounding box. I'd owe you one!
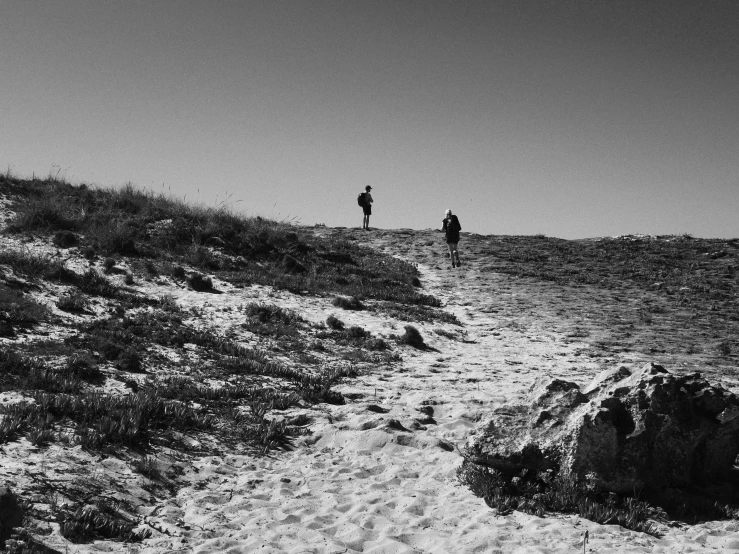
[3,220,738,553]
[120,260,739,554]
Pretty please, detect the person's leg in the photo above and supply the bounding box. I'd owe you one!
[452,243,460,266]
[447,243,456,267]
[366,215,370,230]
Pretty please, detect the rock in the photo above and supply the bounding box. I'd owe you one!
[384,419,410,432]
[467,363,739,494]
[0,485,24,549]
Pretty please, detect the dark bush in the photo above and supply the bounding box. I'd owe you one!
[95,339,124,361]
[365,337,388,351]
[187,246,220,270]
[186,272,213,291]
[326,315,344,330]
[65,352,103,382]
[345,325,369,339]
[56,292,88,313]
[52,230,79,248]
[81,246,96,259]
[0,284,48,326]
[400,325,425,348]
[171,265,186,279]
[332,296,365,310]
[456,461,661,535]
[77,270,118,297]
[103,257,116,273]
[244,303,303,324]
[116,347,143,373]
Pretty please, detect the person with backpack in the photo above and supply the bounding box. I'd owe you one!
[441,209,462,267]
[358,185,373,230]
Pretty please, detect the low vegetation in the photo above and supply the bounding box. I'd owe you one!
[458,459,739,536]
[2,176,431,305]
[457,461,663,535]
[0,174,422,549]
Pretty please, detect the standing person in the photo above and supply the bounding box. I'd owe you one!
[361,185,373,230]
[442,209,461,267]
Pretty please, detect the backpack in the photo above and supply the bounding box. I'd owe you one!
[357,192,367,207]
[451,215,461,232]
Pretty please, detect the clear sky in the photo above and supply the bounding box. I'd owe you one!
[1,1,737,239]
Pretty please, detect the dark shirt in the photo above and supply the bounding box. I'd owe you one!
[442,215,461,243]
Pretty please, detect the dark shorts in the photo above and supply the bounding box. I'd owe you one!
[363,205,372,215]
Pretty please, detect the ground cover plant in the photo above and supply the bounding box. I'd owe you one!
[456,461,664,535]
[457,458,739,536]
[0,283,48,336]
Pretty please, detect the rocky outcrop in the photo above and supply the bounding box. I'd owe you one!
[467,363,739,493]
[0,485,24,548]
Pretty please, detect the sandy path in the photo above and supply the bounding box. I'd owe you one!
[108,242,739,554]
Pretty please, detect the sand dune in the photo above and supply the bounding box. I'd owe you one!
[123,232,739,554]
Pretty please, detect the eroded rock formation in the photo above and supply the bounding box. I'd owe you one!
[467,363,739,493]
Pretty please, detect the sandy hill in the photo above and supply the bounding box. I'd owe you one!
[0,176,738,553]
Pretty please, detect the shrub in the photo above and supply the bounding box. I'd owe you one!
[59,504,151,543]
[65,352,103,382]
[365,337,389,351]
[456,461,660,535]
[52,230,79,248]
[244,303,303,324]
[171,265,186,279]
[116,347,143,373]
[77,269,118,297]
[186,272,213,291]
[123,272,135,285]
[332,296,365,310]
[7,192,79,232]
[326,315,344,330]
[103,257,116,273]
[158,294,179,312]
[0,284,48,326]
[56,292,88,313]
[345,325,369,339]
[81,245,96,259]
[129,455,160,479]
[187,246,220,270]
[400,325,425,348]
[378,303,461,325]
[0,249,53,280]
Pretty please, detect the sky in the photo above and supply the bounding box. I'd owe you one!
[1,0,738,239]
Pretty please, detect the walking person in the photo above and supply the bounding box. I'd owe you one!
[442,209,462,267]
[360,185,373,230]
